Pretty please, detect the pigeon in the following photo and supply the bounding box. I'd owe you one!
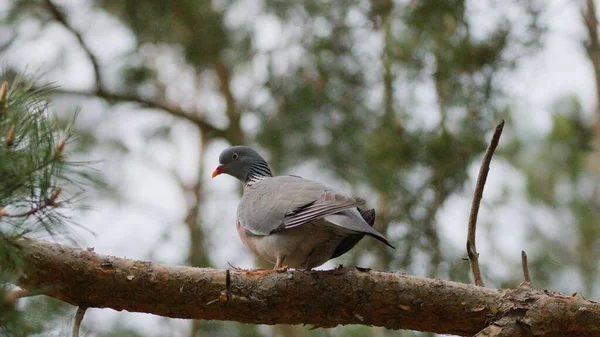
[212,146,394,270]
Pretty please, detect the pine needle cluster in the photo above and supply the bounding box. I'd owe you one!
[0,72,92,336]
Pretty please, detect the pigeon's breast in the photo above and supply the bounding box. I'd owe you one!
[236,219,350,269]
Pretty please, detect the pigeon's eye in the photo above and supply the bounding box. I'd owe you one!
[232,153,239,160]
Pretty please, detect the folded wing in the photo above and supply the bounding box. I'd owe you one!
[238,176,394,248]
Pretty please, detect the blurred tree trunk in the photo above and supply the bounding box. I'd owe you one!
[582,0,600,167]
[185,134,211,337]
[584,0,600,188]
[581,0,600,296]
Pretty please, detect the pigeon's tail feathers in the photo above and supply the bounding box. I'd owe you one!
[325,210,395,249]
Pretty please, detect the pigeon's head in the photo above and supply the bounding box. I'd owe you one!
[212,146,273,182]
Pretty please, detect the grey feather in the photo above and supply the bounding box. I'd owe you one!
[238,176,380,238]
[324,209,393,248]
[330,208,376,259]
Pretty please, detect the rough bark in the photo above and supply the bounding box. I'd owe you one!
[7,239,600,336]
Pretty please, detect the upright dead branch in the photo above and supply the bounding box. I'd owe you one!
[467,120,505,287]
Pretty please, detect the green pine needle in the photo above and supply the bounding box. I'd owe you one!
[0,71,96,296]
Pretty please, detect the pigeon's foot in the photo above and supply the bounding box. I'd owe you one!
[227,263,270,272]
[227,262,249,271]
[228,263,281,275]
[273,256,289,272]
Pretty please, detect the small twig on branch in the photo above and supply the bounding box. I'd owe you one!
[4,288,39,304]
[207,269,232,305]
[43,0,104,92]
[71,306,87,337]
[3,289,28,304]
[4,203,53,218]
[467,120,505,287]
[0,81,8,117]
[2,188,62,218]
[5,125,15,147]
[521,250,531,285]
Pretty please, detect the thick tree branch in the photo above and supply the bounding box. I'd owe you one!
[467,120,505,287]
[53,89,226,139]
[8,238,600,336]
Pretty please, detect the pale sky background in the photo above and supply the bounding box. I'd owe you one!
[3,0,598,336]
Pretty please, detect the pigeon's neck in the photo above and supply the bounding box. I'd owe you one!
[244,160,273,184]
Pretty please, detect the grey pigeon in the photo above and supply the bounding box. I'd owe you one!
[212,146,394,270]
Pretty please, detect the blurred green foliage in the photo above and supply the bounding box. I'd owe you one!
[4,0,600,337]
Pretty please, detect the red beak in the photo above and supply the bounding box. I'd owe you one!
[212,164,224,178]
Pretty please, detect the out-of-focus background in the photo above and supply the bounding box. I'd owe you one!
[2,0,599,336]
